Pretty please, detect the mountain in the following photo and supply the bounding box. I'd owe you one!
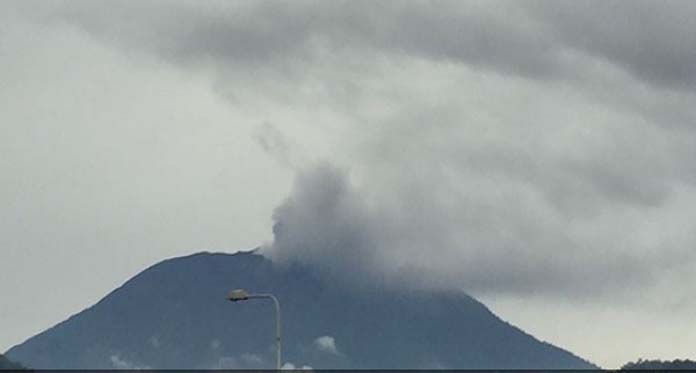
[0,354,24,370]
[5,251,594,369]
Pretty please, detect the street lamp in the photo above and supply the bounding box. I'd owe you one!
[226,289,281,370]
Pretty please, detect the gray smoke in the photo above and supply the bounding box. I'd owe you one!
[264,164,384,281]
[265,161,695,298]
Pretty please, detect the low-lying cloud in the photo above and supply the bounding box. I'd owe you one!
[110,355,149,370]
[313,336,339,356]
[281,362,313,370]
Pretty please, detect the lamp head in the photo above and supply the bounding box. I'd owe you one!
[227,289,249,302]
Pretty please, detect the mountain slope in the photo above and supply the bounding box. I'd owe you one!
[0,354,25,370]
[6,251,594,369]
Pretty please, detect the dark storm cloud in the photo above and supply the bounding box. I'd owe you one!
[33,1,551,74]
[527,0,696,91]
[26,0,696,93]
[8,0,696,297]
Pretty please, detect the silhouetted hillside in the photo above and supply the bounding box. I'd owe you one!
[6,251,594,369]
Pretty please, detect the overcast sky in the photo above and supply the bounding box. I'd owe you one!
[2,1,696,368]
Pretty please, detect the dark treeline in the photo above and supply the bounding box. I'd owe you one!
[622,358,696,370]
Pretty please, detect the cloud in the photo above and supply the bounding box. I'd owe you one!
[0,4,291,351]
[525,1,696,91]
[281,362,313,370]
[313,336,339,355]
[15,1,696,93]
[110,355,149,369]
[216,356,240,369]
[216,353,266,369]
[254,122,306,168]
[239,353,265,367]
[4,0,696,311]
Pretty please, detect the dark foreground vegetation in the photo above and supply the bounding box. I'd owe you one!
[622,358,696,370]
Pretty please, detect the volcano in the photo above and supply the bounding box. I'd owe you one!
[6,251,594,369]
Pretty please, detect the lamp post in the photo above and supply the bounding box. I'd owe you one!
[226,289,281,370]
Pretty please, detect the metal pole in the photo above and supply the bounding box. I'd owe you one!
[249,293,281,370]
[271,295,281,371]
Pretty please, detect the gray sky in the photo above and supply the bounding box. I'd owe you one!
[2,1,696,368]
